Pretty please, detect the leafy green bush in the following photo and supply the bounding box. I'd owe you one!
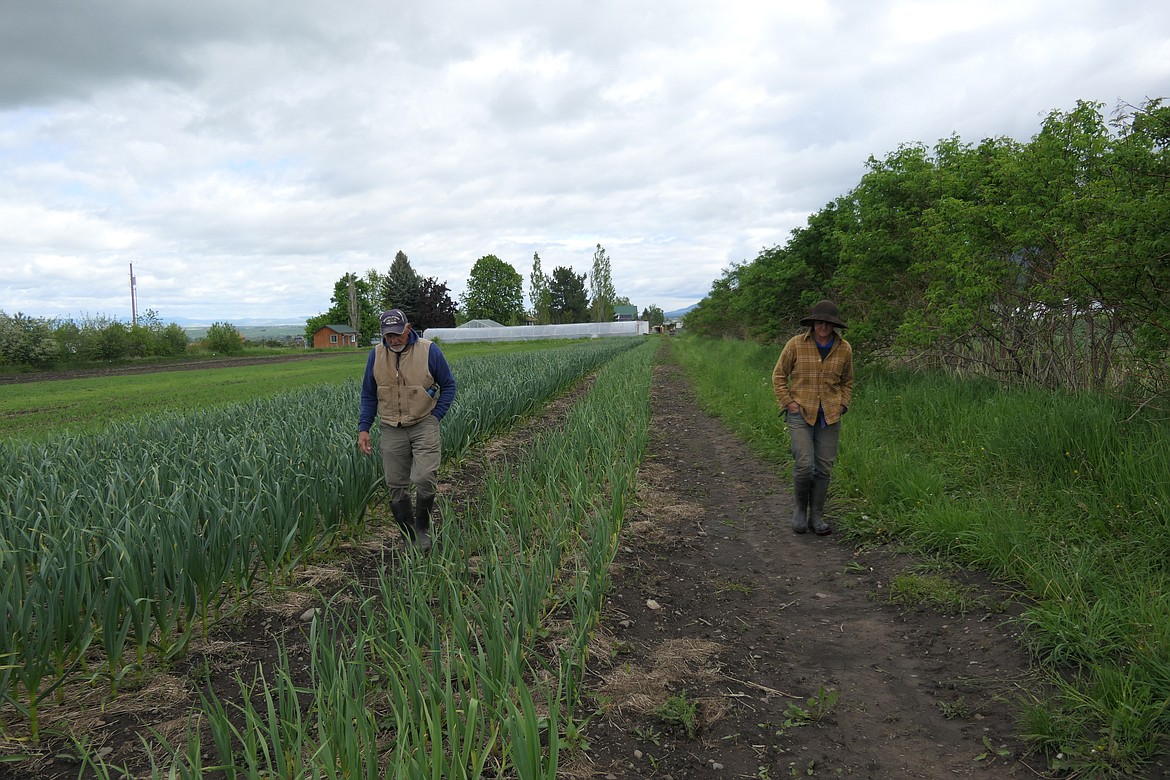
[205,321,244,354]
[0,311,60,367]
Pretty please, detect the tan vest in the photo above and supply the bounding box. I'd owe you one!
[371,339,438,427]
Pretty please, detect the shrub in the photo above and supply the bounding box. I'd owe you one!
[205,322,244,354]
[0,311,59,367]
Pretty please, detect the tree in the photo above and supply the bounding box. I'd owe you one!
[205,322,244,354]
[0,311,59,367]
[462,255,524,324]
[589,243,617,322]
[158,323,190,356]
[380,251,421,317]
[126,309,189,357]
[685,263,749,339]
[413,277,458,331]
[90,319,131,361]
[529,252,552,325]
[548,266,589,324]
[642,304,665,328]
[308,272,380,343]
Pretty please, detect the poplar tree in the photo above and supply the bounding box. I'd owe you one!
[589,243,616,322]
[529,252,552,324]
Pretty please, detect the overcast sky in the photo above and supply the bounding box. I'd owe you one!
[2,1,1167,324]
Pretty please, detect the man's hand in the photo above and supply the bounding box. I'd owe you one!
[358,430,373,455]
[786,402,800,414]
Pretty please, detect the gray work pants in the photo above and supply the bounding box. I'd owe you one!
[786,411,841,482]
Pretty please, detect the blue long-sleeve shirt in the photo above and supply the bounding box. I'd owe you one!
[358,330,456,432]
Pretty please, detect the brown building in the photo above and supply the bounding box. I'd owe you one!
[311,324,360,349]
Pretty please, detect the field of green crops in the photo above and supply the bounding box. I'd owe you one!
[0,339,586,441]
[1,337,655,777]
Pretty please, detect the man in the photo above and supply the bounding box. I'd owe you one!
[358,309,456,552]
[772,300,854,536]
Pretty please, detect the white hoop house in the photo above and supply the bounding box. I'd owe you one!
[423,320,649,343]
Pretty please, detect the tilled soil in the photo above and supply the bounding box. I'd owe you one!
[0,352,333,384]
[2,346,1075,779]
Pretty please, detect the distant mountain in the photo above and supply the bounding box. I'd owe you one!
[664,303,698,319]
[169,315,312,328]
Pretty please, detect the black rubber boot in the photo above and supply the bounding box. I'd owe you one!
[390,497,415,543]
[414,494,435,553]
[809,476,831,536]
[792,478,812,534]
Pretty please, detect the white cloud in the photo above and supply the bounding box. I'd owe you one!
[1,0,1168,321]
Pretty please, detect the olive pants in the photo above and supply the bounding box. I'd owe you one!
[378,415,441,503]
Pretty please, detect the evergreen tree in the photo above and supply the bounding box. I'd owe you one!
[548,266,589,324]
[380,251,421,318]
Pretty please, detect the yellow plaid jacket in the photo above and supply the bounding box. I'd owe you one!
[772,330,854,426]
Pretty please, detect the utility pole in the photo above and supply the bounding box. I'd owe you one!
[129,263,138,326]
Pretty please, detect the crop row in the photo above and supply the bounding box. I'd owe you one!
[90,339,657,778]
[0,338,641,740]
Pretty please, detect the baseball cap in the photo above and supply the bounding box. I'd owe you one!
[379,309,408,335]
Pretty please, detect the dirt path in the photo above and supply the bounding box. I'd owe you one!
[573,358,1044,779]
[3,347,1059,779]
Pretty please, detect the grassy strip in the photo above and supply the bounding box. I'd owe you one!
[672,335,1170,778]
[0,339,600,441]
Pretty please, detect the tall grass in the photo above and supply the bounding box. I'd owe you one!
[673,335,1170,778]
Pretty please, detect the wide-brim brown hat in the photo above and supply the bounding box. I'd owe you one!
[799,299,847,329]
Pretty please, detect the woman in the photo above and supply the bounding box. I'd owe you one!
[772,300,854,536]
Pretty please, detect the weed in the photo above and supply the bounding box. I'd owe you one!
[561,714,592,754]
[716,579,754,595]
[633,725,662,746]
[973,734,1012,763]
[787,759,817,776]
[655,691,698,738]
[885,573,998,614]
[806,687,839,721]
[783,687,839,728]
[937,697,972,719]
[907,558,958,575]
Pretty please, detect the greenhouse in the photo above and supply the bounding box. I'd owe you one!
[422,320,650,343]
